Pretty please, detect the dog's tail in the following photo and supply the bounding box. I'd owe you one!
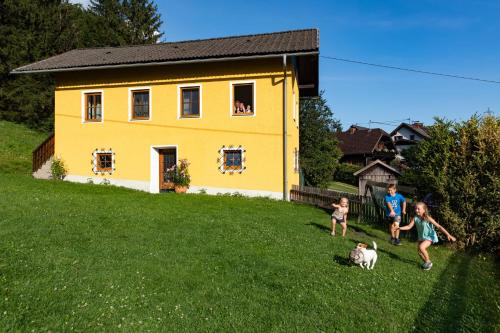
[372,241,377,251]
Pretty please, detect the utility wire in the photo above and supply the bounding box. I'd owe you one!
[320,56,500,84]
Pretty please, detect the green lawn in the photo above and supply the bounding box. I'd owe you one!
[328,181,358,194]
[0,121,48,175]
[0,121,498,332]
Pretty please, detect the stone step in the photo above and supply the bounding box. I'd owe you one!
[33,156,53,179]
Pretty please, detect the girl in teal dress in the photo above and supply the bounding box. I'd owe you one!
[398,202,456,270]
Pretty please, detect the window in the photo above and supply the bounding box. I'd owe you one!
[85,93,102,121]
[131,90,150,120]
[92,149,115,174]
[181,87,200,117]
[97,153,112,172]
[410,134,415,140]
[218,146,245,173]
[81,90,103,123]
[232,82,255,116]
[224,150,242,171]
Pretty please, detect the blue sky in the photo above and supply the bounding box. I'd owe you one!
[73,0,500,131]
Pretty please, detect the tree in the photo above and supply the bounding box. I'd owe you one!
[123,0,163,44]
[299,92,342,187]
[403,115,500,251]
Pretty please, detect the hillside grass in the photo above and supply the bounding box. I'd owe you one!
[328,180,358,194]
[0,121,498,332]
[0,121,48,175]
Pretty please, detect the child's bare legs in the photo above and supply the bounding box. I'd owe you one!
[340,222,347,237]
[331,219,336,236]
[418,240,432,262]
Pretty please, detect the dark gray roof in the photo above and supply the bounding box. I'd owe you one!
[12,29,319,73]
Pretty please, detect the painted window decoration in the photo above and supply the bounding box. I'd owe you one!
[218,145,246,173]
[233,83,254,115]
[181,87,200,117]
[85,93,102,121]
[131,90,150,119]
[92,149,115,175]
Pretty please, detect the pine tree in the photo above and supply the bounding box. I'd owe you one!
[123,0,163,44]
[88,0,128,46]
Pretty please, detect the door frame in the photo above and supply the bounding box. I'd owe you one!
[150,144,178,193]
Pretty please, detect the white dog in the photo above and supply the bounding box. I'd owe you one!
[355,241,378,270]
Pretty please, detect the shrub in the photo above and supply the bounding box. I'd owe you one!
[170,159,191,187]
[50,157,67,180]
[334,163,362,186]
[405,115,499,251]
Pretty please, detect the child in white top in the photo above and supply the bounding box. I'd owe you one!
[331,197,349,237]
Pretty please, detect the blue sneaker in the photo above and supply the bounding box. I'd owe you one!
[395,238,402,246]
[422,262,433,270]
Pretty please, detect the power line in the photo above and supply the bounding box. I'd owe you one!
[320,55,500,84]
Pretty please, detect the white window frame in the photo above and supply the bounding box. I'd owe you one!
[128,87,152,122]
[177,84,202,119]
[92,149,115,175]
[294,148,299,173]
[218,146,245,173]
[81,89,104,124]
[229,80,256,117]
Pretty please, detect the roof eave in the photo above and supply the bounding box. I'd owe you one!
[10,51,319,75]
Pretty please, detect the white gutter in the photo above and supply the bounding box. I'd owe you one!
[283,54,288,201]
[10,51,319,74]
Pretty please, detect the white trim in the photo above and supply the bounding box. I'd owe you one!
[81,89,104,124]
[188,185,282,199]
[219,146,245,173]
[92,149,115,174]
[128,86,152,122]
[65,175,150,192]
[150,144,179,193]
[229,80,256,118]
[177,84,202,119]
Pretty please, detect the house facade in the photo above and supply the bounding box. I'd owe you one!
[13,29,320,200]
[390,122,430,154]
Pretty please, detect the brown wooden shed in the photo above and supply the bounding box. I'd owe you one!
[353,159,401,196]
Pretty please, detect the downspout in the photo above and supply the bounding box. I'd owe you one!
[283,54,288,201]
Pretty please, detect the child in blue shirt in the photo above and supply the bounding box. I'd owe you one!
[397,202,456,270]
[384,184,406,245]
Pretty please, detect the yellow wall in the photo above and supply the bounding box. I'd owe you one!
[54,58,299,197]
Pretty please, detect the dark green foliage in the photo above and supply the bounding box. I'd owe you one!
[333,163,362,186]
[403,115,500,251]
[299,92,342,187]
[0,0,163,130]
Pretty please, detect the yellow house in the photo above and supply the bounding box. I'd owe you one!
[13,29,319,200]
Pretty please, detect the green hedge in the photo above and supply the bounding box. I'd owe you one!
[333,163,362,186]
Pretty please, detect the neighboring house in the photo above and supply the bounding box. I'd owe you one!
[13,29,320,200]
[390,122,430,154]
[335,125,397,166]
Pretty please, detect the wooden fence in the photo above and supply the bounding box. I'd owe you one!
[290,184,415,227]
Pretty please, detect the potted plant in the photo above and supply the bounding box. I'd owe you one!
[172,159,191,193]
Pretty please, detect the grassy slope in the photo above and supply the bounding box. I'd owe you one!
[0,121,498,331]
[0,174,498,332]
[328,181,358,194]
[0,121,48,175]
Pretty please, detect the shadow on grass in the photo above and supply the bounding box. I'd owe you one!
[306,222,330,234]
[332,254,351,266]
[349,238,417,266]
[411,253,495,332]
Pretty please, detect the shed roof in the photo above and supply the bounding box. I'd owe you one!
[353,159,401,176]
